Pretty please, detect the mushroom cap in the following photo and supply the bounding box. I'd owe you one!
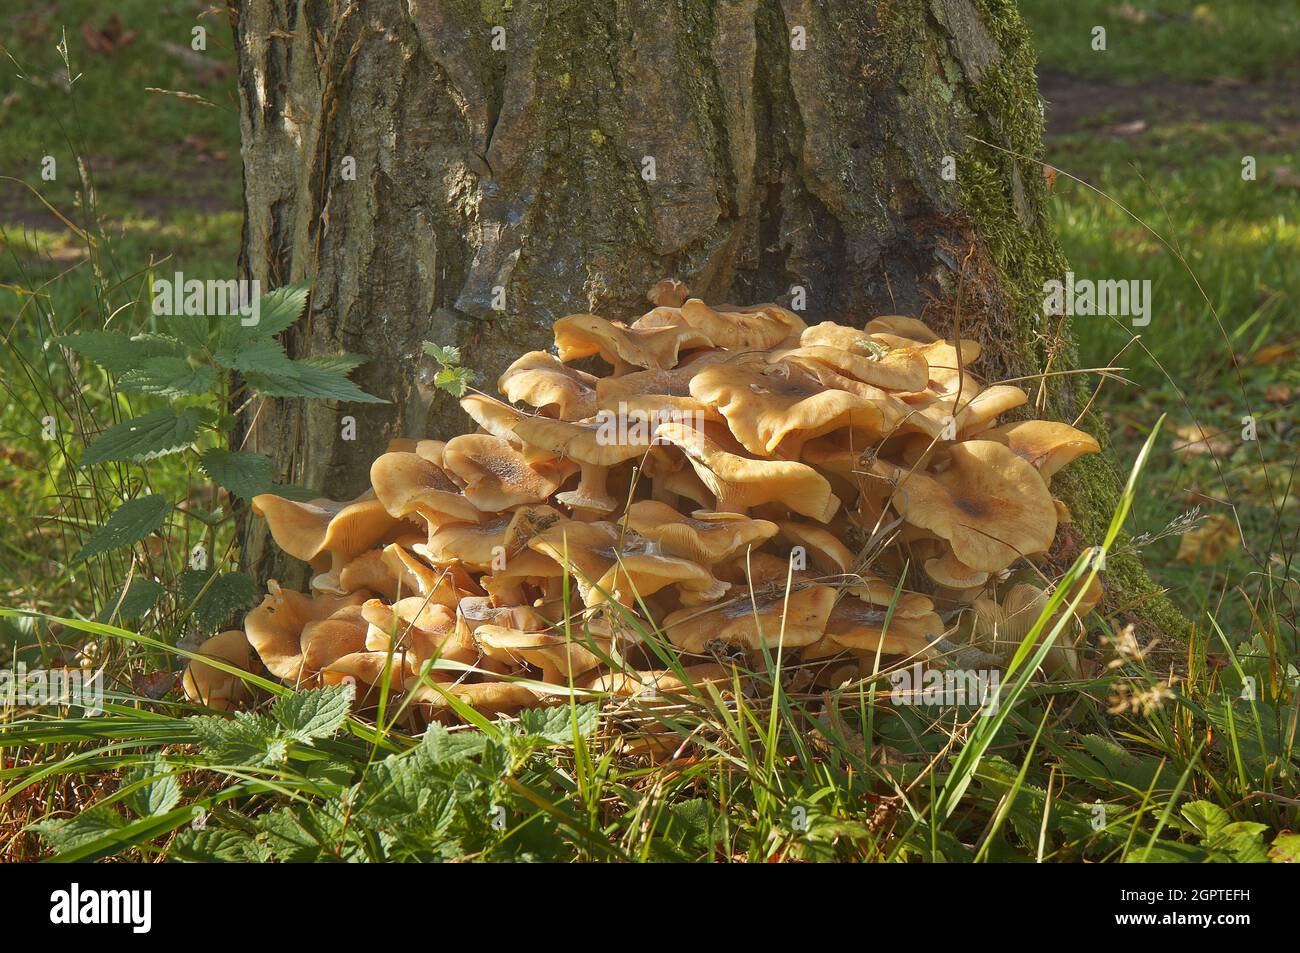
[623,500,778,564]
[497,351,599,419]
[441,434,576,511]
[653,421,840,523]
[529,519,727,608]
[647,278,691,307]
[670,297,805,350]
[662,585,836,653]
[474,625,606,679]
[380,543,472,604]
[583,662,735,696]
[782,327,930,391]
[886,440,1058,572]
[182,629,254,711]
[334,549,402,600]
[251,491,399,567]
[846,577,937,618]
[822,599,943,656]
[863,315,942,342]
[511,415,653,467]
[553,313,713,370]
[320,651,407,688]
[979,420,1101,480]
[690,361,900,457]
[924,549,991,589]
[594,357,729,422]
[369,451,481,529]
[244,584,370,682]
[775,520,857,574]
[300,604,371,674]
[406,678,545,717]
[361,597,465,669]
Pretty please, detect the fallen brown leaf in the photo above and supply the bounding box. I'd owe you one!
[1176,513,1239,565]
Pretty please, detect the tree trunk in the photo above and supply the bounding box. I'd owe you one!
[234,0,1187,638]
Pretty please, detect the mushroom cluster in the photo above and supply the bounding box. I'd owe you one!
[183,280,1103,721]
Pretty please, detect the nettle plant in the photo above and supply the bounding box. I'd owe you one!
[56,281,383,645]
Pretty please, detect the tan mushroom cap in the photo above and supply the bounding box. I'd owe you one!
[369,451,481,530]
[480,548,566,604]
[529,519,727,608]
[662,585,835,653]
[583,662,736,697]
[775,520,857,574]
[898,384,1027,439]
[863,315,942,342]
[244,583,370,683]
[623,500,778,564]
[251,491,400,570]
[320,651,408,689]
[846,576,937,619]
[553,313,713,372]
[300,603,371,674]
[653,421,840,522]
[690,361,902,457]
[441,433,576,512]
[670,297,806,350]
[182,629,255,711]
[497,351,599,420]
[474,625,606,682]
[924,549,991,589]
[408,678,547,717]
[418,506,542,571]
[821,599,943,657]
[980,420,1101,480]
[511,415,653,514]
[594,356,729,422]
[885,440,1058,573]
[647,277,691,307]
[361,597,470,671]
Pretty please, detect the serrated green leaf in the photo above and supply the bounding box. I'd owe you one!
[189,712,285,766]
[272,684,354,743]
[244,360,387,403]
[423,342,462,365]
[55,330,185,375]
[118,357,217,398]
[169,827,260,862]
[72,494,171,564]
[197,448,275,501]
[421,722,488,763]
[180,570,256,631]
[29,806,127,853]
[212,337,295,374]
[1269,833,1300,863]
[300,352,367,374]
[517,703,599,744]
[433,364,476,397]
[125,757,181,817]
[164,314,213,351]
[1181,799,1231,838]
[213,282,310,349]
[82,407,203,466]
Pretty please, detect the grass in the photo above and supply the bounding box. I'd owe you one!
[0,4,1297,861]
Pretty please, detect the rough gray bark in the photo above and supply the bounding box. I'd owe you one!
[233,0,1186,636]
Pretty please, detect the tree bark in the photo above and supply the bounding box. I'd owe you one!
[234,0,1187,637]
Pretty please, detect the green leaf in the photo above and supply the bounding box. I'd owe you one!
[433,364,476,397]
[82,407,203,466]
[244,360,387,403]
[214,281,310,349]
[118,357,217,398]
[517,703,599,744]
[72,494,171,564]
[55,331,185,375]
[124,757,182,817]
[98,577,166,623]
[180,570,256,631]
[1181,799,1231,838]
[271,684,354,743]
[422,722,488,763]
[164,314,214,351]
[189,712,286,766]
[198,448,275,501]
[29,807,127,853]
[1269,833,1300,863]
[423,342,462,365]
[169,827,260,862]
[212,337,295,374]
[300,352,367,374]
